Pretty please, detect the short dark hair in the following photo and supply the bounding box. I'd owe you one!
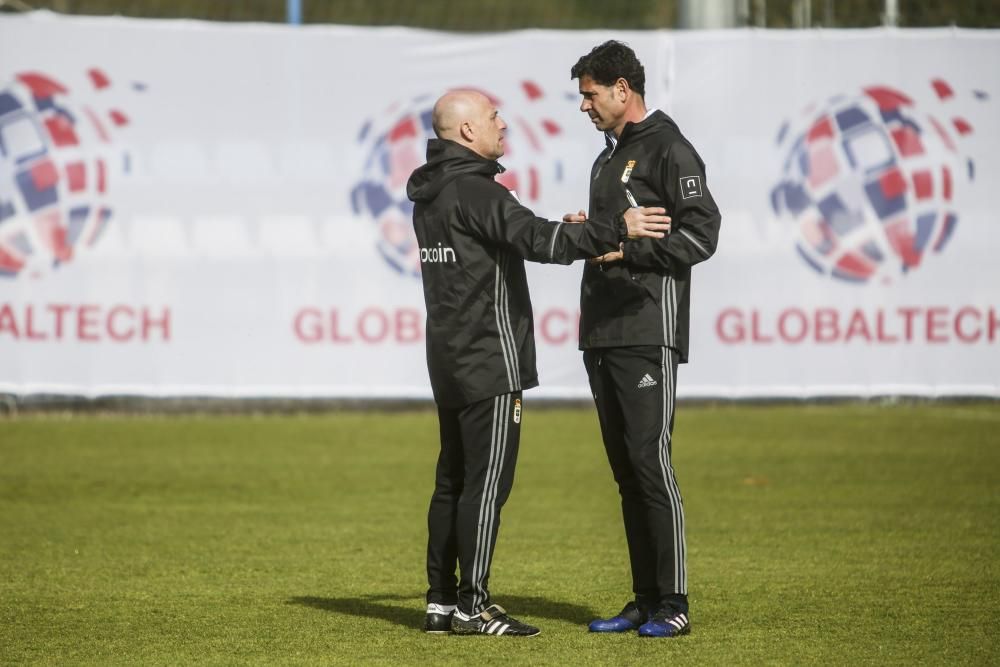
[570,40,646,97]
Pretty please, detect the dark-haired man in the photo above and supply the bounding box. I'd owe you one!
[408,88,671,637]
[566,40,722,638]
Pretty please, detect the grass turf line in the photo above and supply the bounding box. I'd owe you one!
[1,405,998,664]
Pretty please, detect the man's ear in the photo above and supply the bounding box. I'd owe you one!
[460,120,475,143]
[616,77,630,101]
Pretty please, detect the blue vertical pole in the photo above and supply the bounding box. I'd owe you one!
[287,0,302,25]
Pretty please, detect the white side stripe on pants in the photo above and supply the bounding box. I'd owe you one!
[657,347,687,594]
[470,394,510,612]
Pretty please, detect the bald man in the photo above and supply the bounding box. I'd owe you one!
[407,90,670,637]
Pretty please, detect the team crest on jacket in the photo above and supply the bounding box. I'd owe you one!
[512,399,522,424]
[621,159,636,183]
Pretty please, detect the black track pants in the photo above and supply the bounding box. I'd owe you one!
[584,346,688,612]
[426,391,522,615]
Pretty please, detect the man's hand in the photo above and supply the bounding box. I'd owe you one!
[624,206,671,239]
[562,209,587,224]
[588,243,624,266]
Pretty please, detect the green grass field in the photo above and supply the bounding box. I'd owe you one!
[2,404,998,665]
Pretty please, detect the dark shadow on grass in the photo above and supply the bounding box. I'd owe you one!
[495,595,599,625]
[289,593,598,630]
[289,595,422,631]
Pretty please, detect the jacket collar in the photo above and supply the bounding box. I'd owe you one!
[605,108,663,154]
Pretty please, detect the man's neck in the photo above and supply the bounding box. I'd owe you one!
[612,98,648,138]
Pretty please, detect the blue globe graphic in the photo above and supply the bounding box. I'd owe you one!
[771,85,966,284]
[351,84,564,278]
[350,96,435,278]
[0,71,123,279]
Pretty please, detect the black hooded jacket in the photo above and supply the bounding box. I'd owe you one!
[580,110,722,362]
[407,138,624,408]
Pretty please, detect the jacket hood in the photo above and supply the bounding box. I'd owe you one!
[607,109,680,149]
[407,138,504,203]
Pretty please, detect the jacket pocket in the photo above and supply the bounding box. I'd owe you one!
[630,270,665,308]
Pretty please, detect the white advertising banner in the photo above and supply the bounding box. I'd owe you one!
[0,13,997,399]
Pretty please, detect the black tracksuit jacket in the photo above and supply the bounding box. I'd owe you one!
[407,138,625,408]
[580,110,722,362]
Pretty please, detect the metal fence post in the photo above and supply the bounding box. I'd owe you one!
[884,0,898,27]
[287,0,302,25]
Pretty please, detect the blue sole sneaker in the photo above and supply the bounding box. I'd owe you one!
[588,601,649,633]
[638,609,690,637]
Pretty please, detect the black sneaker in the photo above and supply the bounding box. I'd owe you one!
[638,608,691,638]
[451,604,540,637]
[423,610,454,634]
[423,604,456,634]
[588,601,650,632]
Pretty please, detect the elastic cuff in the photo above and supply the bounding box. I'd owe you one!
[616,207,630,242]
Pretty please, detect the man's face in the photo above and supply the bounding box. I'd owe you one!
[578,74,623,134]
[472,99,507,160]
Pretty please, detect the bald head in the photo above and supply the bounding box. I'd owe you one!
[432,90,489,139]
[431,89,507,160]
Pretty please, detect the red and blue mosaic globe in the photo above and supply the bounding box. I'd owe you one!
[771,82,974,283]
[0,69,133,279]
[351,82,565,277]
